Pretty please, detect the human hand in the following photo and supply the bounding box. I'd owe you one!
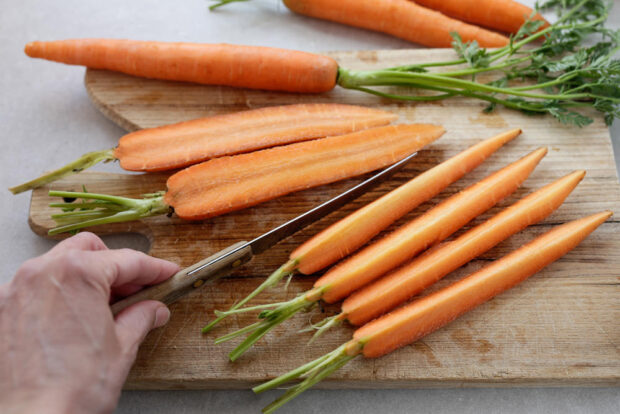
[0,232,180,414]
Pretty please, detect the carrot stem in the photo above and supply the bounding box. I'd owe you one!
[339,69,599,101]
[213,320,266,343]
[255,342,358,414]
[253,350,336,394]
[218,290,322,361]
[9,149,115,195]
[202,259,299,333]
[47,190,170,235]
[209,0,249,10]
[304,313,343,343]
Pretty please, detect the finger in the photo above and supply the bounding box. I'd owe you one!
[111,283,144,298]
[114,300,170,355]
[94,248,179,289]
[48,232,108,255]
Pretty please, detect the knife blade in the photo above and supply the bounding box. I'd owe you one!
[110,151,417,315]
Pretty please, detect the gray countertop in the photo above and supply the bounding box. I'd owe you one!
[1,0,618,412]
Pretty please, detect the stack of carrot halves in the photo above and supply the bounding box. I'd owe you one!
[201,129,611,413]
[11,103,446,234]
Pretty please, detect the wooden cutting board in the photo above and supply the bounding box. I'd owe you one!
[29,49,620,389]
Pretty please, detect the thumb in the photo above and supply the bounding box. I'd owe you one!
[114,300,170,357]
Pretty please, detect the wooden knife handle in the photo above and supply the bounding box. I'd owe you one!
[110,241,253,316]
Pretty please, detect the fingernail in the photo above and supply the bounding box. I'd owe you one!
[154,306,171,328]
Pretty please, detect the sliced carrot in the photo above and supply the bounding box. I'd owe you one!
[47,124,443,234]
[25,39,339,93]
[202,129,520,334]
[316,147,547,303]
[214,147,545,360]
[293,128,521,275]
[342,170,585,326]
[10,103,396,194]
[356,211,612,357]
[116,104,396,171]
[283,0,509,48]
[256,211,611,413]
[164,124,444,220]
[413,0,550,34]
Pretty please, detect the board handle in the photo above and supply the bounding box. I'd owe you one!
[111,241,253,315]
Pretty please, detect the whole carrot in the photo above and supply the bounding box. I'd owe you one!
[213,0,509,48]
[25,40,339,93]
[214,147,546,360]
[24,2,620,128]
[323,170,585,332]
[202,129,521,333]
[255,211,612,413]
[413,0,550,34]
[47,124,443,234]
[283,0,509,47]
[10,103,396,194]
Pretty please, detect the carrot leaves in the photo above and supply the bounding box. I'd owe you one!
[338,0,620,126]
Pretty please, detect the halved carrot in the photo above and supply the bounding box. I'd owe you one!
[214,147,546,360]
[356,211,612,357]
[413,0,550,34]
[256,211,612,413]
[25,40,339,93]
[165,124,443,220]
[118,104,397,171]
[47,124,444,234]
[202,129,521,333]
[10,103,396,194]
[295,129,521,275]
[316,147,547,303]
[341,170,585,326]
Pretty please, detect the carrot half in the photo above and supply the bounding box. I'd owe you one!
[47,124,444,234]
[256,211,612,413]
[10,103,396,194]
[202,128,521,333]
[337,170,585,328]
[25,40,339,93]
[413,0,550,34]
[214,147,546,360]
[316,147,547,303]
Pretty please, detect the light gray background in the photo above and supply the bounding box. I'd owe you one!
[1,0,618,413]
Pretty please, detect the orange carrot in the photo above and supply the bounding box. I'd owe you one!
[256,211,612,413]
[341,170,585,326]
[117,104,396,171]
[47,124,443,234]
[201,128,521,333]
[165,124,443,220]
[25,39,339,93]
[413,0,550,34]
[282,0,509,48]
[10,103,396,194]
[294,129,521,275]
[214,147,545,360]
[316,147,547,304]
[356,211,612,357]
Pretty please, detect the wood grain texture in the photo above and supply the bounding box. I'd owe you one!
[29,48,620,389]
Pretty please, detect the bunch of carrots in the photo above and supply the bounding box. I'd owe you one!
[21,0,619,125]
[210,0,548,46]
[196,129,611,412]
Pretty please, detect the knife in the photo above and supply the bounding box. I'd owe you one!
[110,151,418,315]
